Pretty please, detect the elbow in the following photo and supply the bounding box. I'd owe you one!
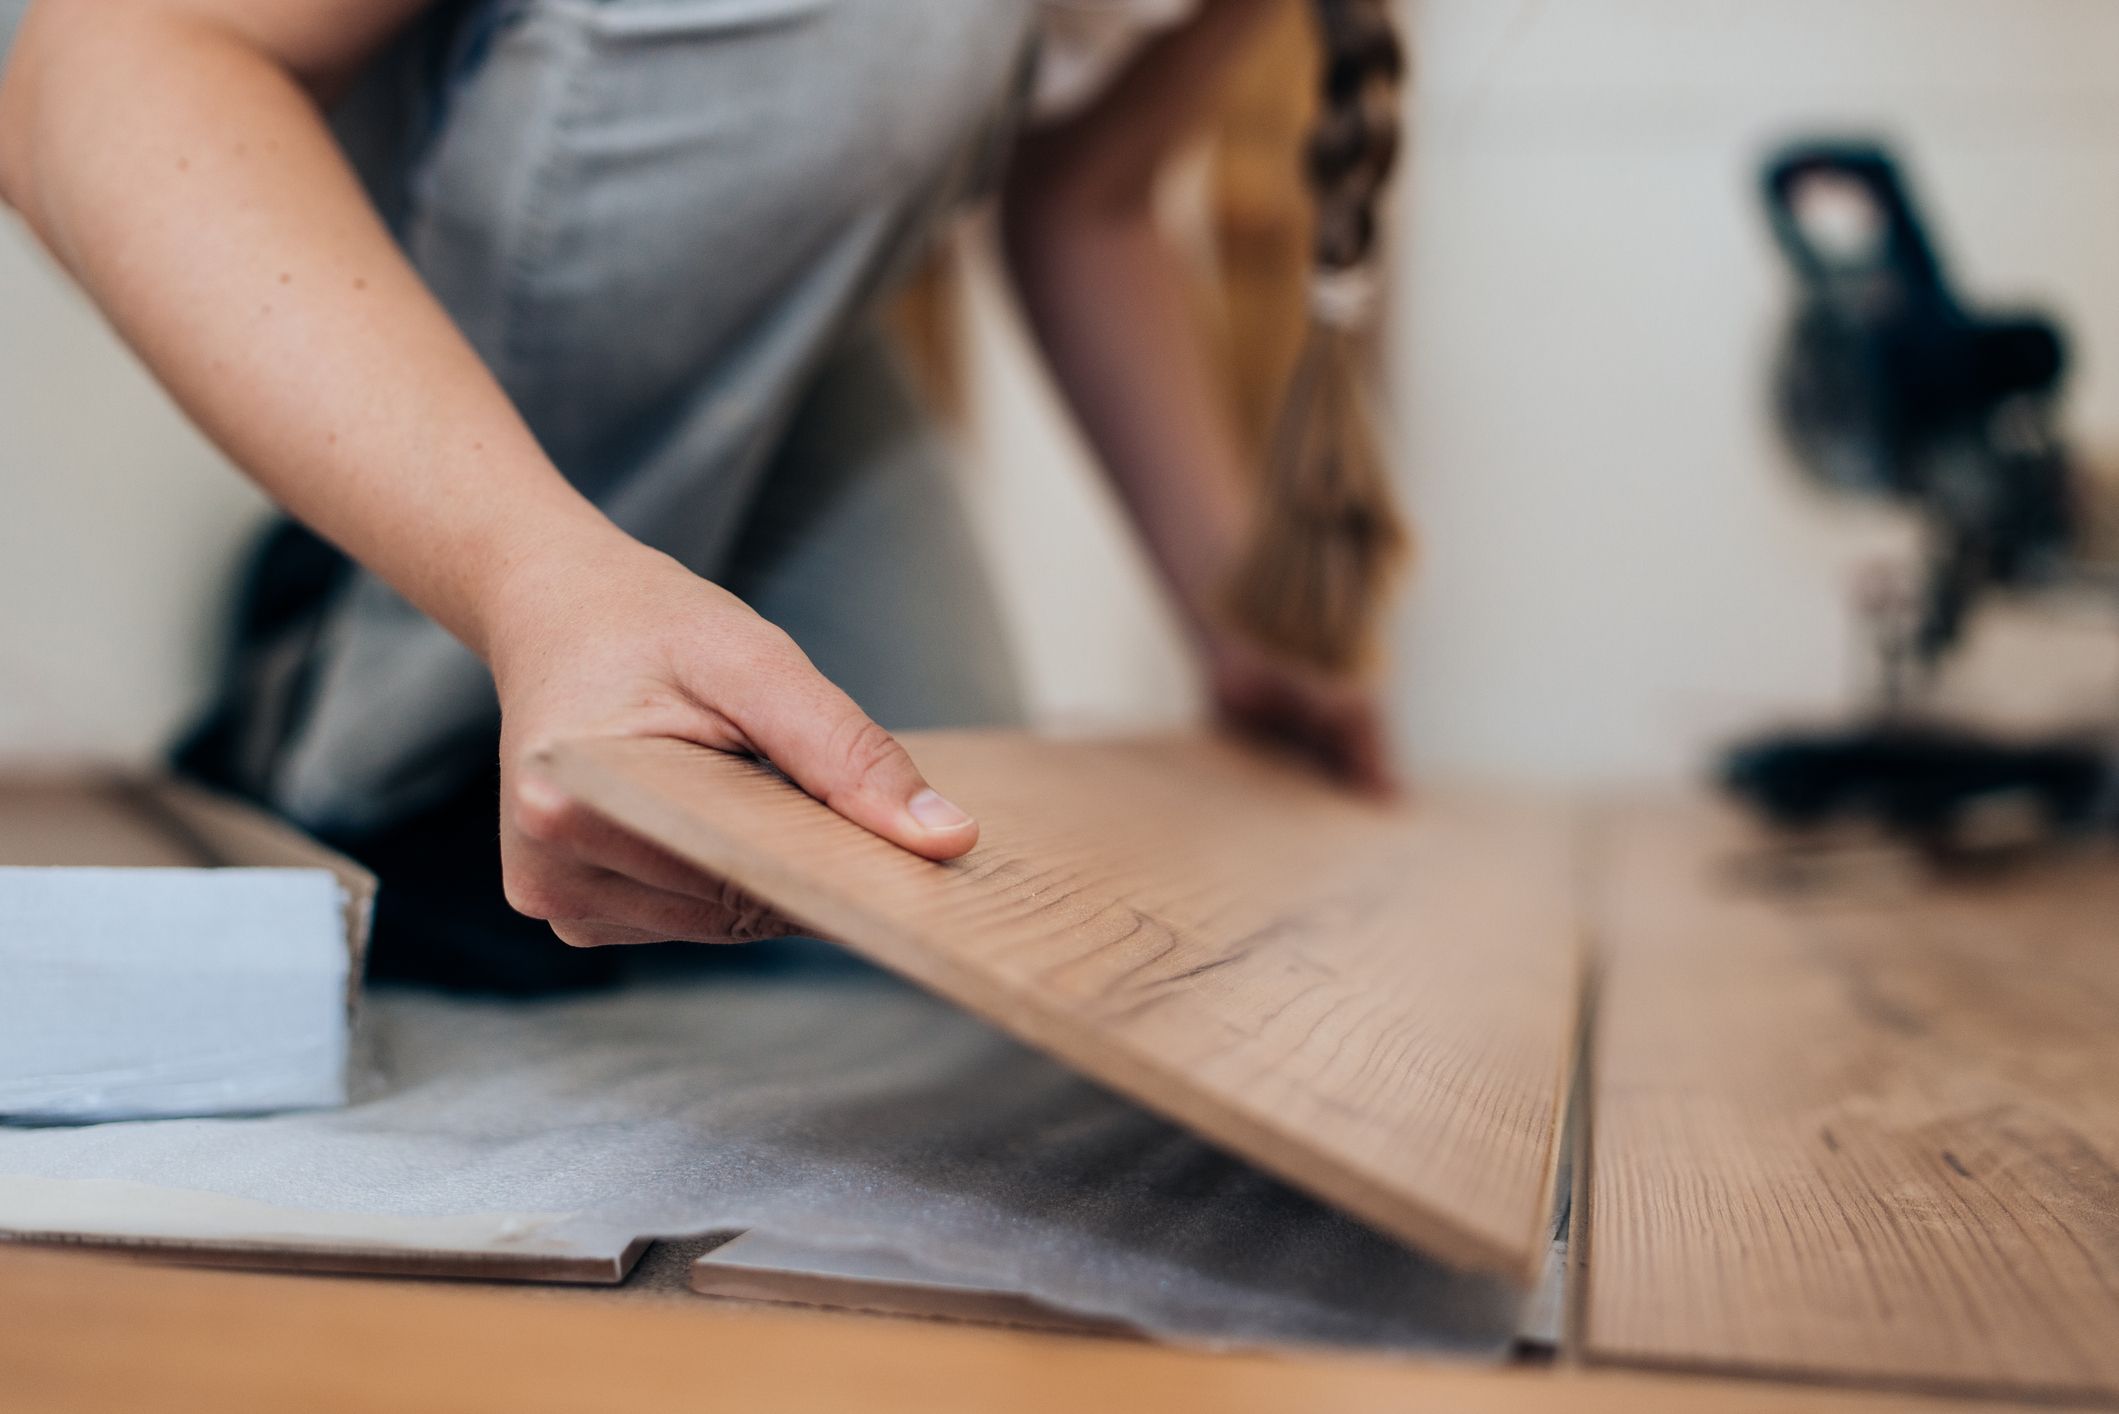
[0,0,97,218]
[0,0,219,220]
[0,118,21,218]
[0,17,40,213]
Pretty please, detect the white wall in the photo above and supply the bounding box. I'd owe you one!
[1392,0,2119,782]
[0,225,269,765]
[6,0,2119,782]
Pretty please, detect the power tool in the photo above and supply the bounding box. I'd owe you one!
[1724,141,2119,855]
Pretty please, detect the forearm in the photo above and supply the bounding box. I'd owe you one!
[998,0,1277,645]
[1002,190,1252,644]
[0,3,625,661]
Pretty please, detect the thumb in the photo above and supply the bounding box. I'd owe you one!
[730,648,979,861]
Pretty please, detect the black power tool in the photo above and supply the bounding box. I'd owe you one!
[1725,141,2117,853]
[1765,141,2075,661]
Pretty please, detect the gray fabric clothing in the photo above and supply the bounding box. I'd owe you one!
[265,0,1036,833]
[724,326,1023,736]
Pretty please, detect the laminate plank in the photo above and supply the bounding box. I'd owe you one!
[1585,799,2119,1402]
[689,1232,1131,1335]
[0,1246,2051,1414]
[1,1232,645,1285]
[542,731,1585,1281]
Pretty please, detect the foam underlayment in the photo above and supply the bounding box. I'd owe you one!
[0,949,1532,1352]
[0,867,351,1121]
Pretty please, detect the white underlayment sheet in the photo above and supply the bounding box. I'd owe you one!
[0,952,1529,1352]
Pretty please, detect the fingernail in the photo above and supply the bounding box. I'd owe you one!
[908,787,973,831]
[518,776,569,814]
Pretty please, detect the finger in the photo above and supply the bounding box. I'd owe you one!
[548,919,662,949]
[517,773,800,915]
[1286,679,1397,796]
[1222,677,1321,755]
[725,637,979,861]
[1324,700,1398,797]
[547,869,798,945]
[505,808,801,942]
[1220,676,1398,796]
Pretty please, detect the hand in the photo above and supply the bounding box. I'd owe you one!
[1202,628,1397,796]
[484,532,979,946]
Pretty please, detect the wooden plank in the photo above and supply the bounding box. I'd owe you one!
[689,1232,1131,1335]
[0,1246,2049,1414]
[541,731,1584,1281]
[0,1232,645,1286]
[1585,798,2119,1403]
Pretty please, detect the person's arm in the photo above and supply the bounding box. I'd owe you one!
[0,0,978,947]
[1001,0,1392,788]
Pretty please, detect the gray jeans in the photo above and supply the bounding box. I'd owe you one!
[157,0,1036,834]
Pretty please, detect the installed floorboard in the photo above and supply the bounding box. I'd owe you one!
[1585,799,2119,1402]
[5,1246,2038,1414]
[544,732,1584,1281]
[689,1232,1129,1335]
[2,1232,645,1284]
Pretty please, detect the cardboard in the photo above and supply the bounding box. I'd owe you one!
[0,771,375,1122]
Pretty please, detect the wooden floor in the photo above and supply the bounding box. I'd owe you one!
[0,1247,2057,1414]
[11,736,2118,1408]
[547,732,1585,1283]
[1584,801,2119,1404]
[544,734,2119,1405]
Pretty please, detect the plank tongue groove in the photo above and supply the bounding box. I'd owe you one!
[1586,800,2119,1402]
[543,732,1583,1281]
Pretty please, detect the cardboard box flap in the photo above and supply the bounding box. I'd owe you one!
[0,773,214,868]
[141,777,378,994]
[542,731,1584,1282]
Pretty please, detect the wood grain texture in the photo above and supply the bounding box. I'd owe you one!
[0,1246,2047,1414]
[542,731,1585,1281]
[1585,799,2119,1403]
